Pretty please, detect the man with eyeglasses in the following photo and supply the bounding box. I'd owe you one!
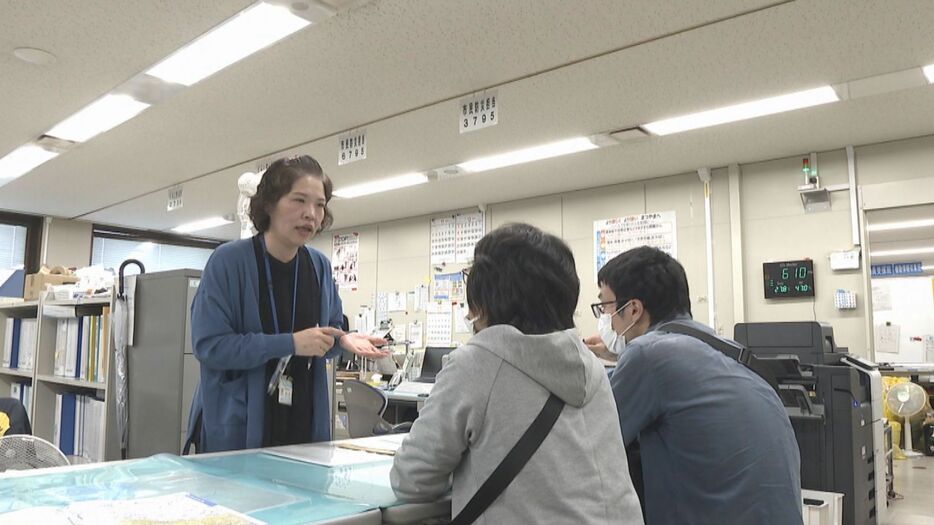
[585,246,802,525]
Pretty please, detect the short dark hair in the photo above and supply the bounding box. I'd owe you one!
[466,223,579,335]
[249,155,334,233]
[597,246,692,323]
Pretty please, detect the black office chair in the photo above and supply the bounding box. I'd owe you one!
[0,397,31,436]
[342,380,412,438]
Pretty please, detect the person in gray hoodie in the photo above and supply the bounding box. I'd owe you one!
[390,223,643,525]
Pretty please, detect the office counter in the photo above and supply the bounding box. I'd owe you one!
[0,438,450,524]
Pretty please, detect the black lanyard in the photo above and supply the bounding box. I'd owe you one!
[260,235,299,334]
[261,236,300,396]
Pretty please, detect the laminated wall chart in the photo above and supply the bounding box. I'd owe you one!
[332,233,360,289]
[594,212,677,277]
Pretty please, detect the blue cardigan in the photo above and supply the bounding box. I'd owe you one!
[187,238,343,452]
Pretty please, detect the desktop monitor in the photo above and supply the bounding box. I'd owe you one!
[418,346,456,382]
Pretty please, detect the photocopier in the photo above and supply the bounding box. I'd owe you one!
[734,321,886,525]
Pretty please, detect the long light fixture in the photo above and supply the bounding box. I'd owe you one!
[923,64,934,83]
[172,216,233,233]
[870,246,934,258]
[46,94,150,143]
[146,2,310,86]
[867,218,934,232]
[457,137,598,173]
[0,145,59,181]
[643,86,840,136]
[333,173,429,199]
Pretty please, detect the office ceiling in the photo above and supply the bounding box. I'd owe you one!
[2,0,934,240]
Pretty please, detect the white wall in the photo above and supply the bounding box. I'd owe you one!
[40,134,934,359]
[739,150,868,355]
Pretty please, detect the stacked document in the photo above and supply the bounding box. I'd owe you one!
[52,312,110,384]
[267,434,408,467]
[2,318,38,370]
[52,392,105,462]
[9,382,32,410]
[392,381,433,395]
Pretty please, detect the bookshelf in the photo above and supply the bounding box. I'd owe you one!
[0,300,39,418]
[0,295,118,462]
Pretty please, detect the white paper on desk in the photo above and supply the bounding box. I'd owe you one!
[874,323,900,355]
[267,443,392,467]
[340,433,407,454]
[0,506,72,525]
[388,291,406,313]
[66,492,263,525]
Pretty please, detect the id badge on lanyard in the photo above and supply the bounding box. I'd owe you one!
[261,237,299,406]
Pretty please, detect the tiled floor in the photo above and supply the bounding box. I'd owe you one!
[885,455,934,525]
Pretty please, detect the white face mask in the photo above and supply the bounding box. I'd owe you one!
[598,302,637,355]
[464,315,480,335]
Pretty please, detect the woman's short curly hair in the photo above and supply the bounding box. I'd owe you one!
[249,155,334,233]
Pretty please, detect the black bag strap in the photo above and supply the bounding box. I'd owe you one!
[657,321,749,364]
[449,393,565,525]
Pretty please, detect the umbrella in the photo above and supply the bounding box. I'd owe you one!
[115,259,144,459]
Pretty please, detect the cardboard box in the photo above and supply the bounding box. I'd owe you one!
[24,273,80,301]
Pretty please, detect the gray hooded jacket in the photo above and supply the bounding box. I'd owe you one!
[391,325,644,524]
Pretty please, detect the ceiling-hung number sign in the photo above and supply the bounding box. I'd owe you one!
[167,185,183,211]
[459,90,498,134]
[339,129,367,166]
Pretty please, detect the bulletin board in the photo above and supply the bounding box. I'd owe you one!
[871,276,934,363]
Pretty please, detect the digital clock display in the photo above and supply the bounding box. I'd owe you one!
[763,260,815,298]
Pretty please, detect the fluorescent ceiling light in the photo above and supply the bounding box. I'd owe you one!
[47,94,150,142]
[870,246,934,258]
[457,137,599,173]
[146,2,310,86]
[867,218,934,232]
[923,64,934,83]
[0,145,59,181]
[172,216,233,233]
[333,173,429,199]
[643,86,839,136]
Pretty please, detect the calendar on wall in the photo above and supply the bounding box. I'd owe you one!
[455,211,485,263]
[426,302,453,347]
[430,217,456,265]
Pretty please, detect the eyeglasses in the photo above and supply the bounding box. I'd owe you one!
[461,267,471,282]
[590,301,615,318]
[590,300,632,319]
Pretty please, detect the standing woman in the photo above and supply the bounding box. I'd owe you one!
[188,155,387,453]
